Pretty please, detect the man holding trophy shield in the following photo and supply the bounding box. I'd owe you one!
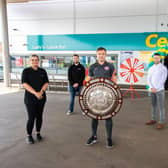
[79,47,122,148]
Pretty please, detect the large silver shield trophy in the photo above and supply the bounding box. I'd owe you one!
[79,78,123,120]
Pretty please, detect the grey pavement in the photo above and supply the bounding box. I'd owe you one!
[0,91,168,168]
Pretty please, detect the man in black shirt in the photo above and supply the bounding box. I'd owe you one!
[22,54,49,144]
[67,54,85,115]
[86,47,116,148]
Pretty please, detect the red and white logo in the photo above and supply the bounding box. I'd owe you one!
[104,66,109,71]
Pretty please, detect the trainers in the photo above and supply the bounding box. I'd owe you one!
[26,135,34,144]
[82,112,86,116]
[36,133,43,141]
[106,139,114,148]
[157,123,164,129]
[66,110,73,115]
[86,136,98,145]
[145,120,157,125]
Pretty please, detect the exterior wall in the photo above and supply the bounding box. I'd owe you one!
[1,0,168,85]
[7,0,168,36]
[6,0,168,52]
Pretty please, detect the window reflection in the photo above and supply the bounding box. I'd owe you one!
[10,55,73,75]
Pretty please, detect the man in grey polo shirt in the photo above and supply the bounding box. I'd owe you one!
[86,47,116,148]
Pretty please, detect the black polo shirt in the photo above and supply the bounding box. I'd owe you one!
[21,67,49,104]
[89,61,115,79]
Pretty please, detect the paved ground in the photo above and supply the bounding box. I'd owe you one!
[0,91,168,168]
[0,83,20,95]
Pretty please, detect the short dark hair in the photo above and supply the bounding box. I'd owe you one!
[153,53,160,57]
[96,47,107,53]
[31,54,39,60]
[73,54,79,57]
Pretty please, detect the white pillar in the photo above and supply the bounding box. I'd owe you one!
[0,0,11,87]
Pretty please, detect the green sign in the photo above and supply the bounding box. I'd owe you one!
[27,32,168,51]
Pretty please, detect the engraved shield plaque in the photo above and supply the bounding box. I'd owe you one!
[79,78,123,120]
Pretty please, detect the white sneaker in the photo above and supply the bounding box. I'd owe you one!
[66,110,73,115]
[80,110,86,115]
[82,112,86,116]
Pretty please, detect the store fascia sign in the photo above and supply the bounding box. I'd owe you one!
[27,32,168,51]
[146,34,168,48]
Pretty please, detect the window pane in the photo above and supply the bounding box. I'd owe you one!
[57,56,71,74]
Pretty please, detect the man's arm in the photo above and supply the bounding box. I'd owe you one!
[147,67,156,93]
[156,66,168,90]
[163,66,168,83]
[68,66,75,85]
[111,69,117,83]
[88,65,94,81]
[110,63,117,83]
[147,67,154,88]
[79,65,85,84]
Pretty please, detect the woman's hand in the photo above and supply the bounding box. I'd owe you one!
[35,92,43,99]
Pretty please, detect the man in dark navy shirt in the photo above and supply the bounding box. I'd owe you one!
[67,54,85,115]
[22,54,49,144]
[86,47,116,148]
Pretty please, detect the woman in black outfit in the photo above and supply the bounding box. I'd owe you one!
[22,54,49,144]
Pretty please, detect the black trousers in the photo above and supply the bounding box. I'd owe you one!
[91,118,113,140]
[25,101,45,135]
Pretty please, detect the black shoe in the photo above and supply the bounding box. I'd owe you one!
[106,139,114,148]
[86,136,98,145]
[26,135,34,144]
[36,133,43,142]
